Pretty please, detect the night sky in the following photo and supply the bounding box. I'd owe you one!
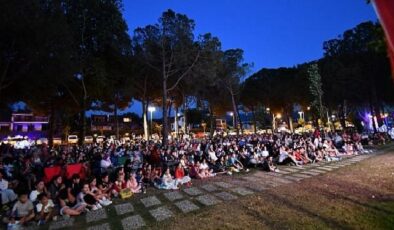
[100,0,378,116]
[123,0,377,71]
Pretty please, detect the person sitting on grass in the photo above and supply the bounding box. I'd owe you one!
[77,183,102,211]
[126,172,142,193]
[174,163,192,187]
[0,170,17,210]
[199,159,216,178]
[7,190,35,228]
[35,193,55,225]
[29,180,47,203]
[58,187,86,217]
[89,177,112,206]
[155,168,179,190]
[228,153,249,172]
[98,173,114,198]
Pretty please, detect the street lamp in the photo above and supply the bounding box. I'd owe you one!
[229,112,235,128]
[148,106,156,136]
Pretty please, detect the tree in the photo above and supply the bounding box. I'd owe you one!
[307,63,325,126]
[62,0,132,142]
[219,49,250,135]
[133,10,200,145]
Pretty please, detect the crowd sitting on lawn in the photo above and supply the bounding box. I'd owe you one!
[0,130,381,228]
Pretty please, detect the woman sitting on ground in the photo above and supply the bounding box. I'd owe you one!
[89,177,112,206]
[29,180,47,203]
[228,153,249,172]
[155,168,179,190]
[77,183,102,211]
[112,168,127,197]
[174,163,192,186]
[198,159,216,178]
[126,172,142,193]
[58,187,86,217]
[98,173,114,198]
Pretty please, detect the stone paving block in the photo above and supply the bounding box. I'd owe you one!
[49,218,75,230]
[121,215,146,229]
[231,187,254,196]
[276,170,291,174]
[195,194,222,206]
[87,223,111,230]
[215,181,234,189]
[271,177,294,184]
[140,196,161,208]
[280,167,300,172]
[291,173,312,178]
[86,208,107,223]
[318,167,334,171]
[215,191,238,201]
[309,169,326,173]
[164,191,184,201]
[174,200,200,213]
[246,182,268,192]
[283,175,303,181]
[201,184,220,192]
[149,206,174,221]
[183,187,204,196]
[300,171,321,176]
[115,202,134,215]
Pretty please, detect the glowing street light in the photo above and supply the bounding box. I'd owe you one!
[276,113,282,119]
[266,107,270,112]
[229,112,235,128]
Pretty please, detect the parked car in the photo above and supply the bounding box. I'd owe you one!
[36,138,48,145]
[53,137,62,145]
[84,136,94,144]
[96,135,105,143]
[67,135,79,144]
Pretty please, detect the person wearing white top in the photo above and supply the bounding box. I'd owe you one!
[0,171,17,205]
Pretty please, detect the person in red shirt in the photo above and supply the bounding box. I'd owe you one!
[174,164,191,187]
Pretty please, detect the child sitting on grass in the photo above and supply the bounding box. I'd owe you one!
[35,193,55,225]
[7,190,35,228]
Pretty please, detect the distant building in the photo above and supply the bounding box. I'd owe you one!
[0,113,49,138]
[90,114,133,133]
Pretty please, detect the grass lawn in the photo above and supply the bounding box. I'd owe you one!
[149,148,394,230]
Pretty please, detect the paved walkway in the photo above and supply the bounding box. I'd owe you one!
[41,152,379,230]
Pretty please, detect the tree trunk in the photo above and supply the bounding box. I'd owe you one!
[48,99,55,147]
[114,101,119,140]
[162,79,168,145]
[174,107,178,138]
[79,98,86,145]
[183,96,187,134]
[251,105,257,134]
[142,101,149,140]
[289,116,293,133]
[209,105,215,138]
[236,103,244,135]
[230,92,239,135]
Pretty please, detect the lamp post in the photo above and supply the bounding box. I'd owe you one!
[229,112,235,128]
[148,106,156,137]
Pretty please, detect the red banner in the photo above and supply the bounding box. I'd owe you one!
[373,0,394,78]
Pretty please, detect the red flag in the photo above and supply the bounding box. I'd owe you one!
[373,0,394,78]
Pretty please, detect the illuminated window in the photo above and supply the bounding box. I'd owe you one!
[123,117,131,123]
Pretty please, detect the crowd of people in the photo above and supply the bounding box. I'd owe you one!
[0,130,381,228]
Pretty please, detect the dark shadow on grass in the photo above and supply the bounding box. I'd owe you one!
[310,178,394,216]
[263,191,353,230]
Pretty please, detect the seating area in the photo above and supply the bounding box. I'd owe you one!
[0,131,386,229]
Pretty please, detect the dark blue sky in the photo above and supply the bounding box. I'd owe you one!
[116,0,377,116]
[123,0,377,71]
